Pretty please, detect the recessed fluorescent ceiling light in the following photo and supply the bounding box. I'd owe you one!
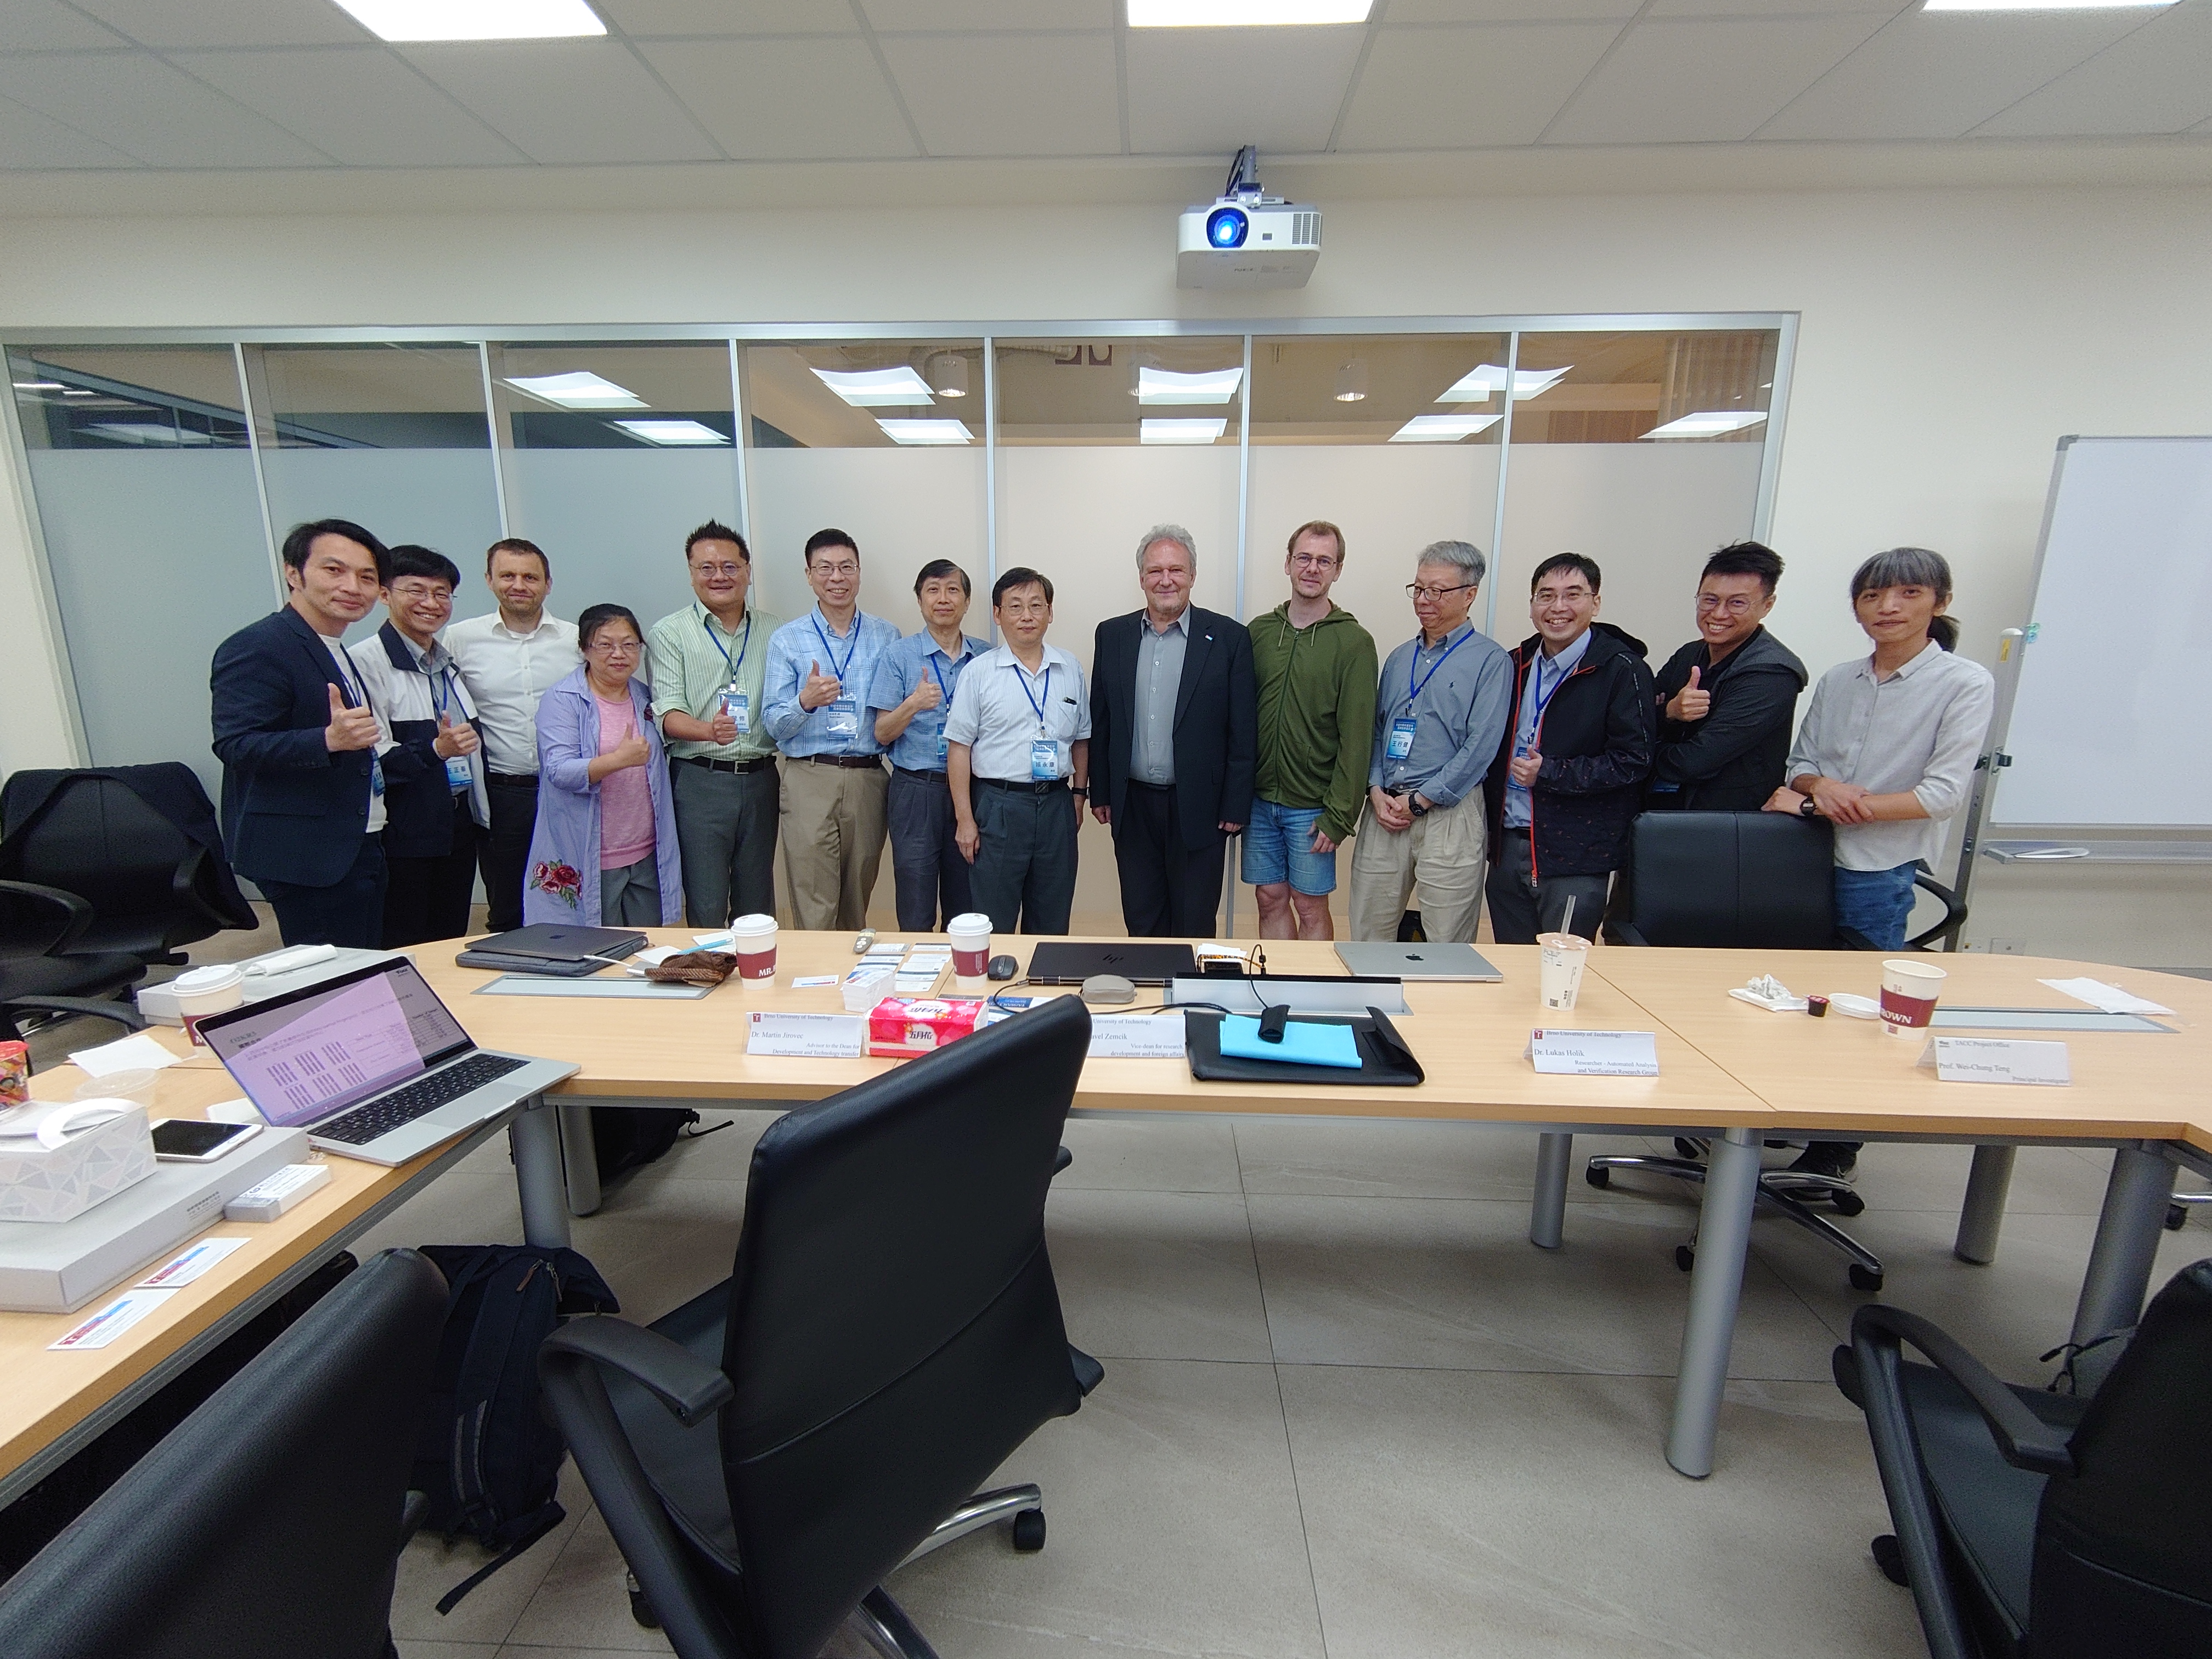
[505,371,644,409]
[330,0,606,42]
[1141,419,1229,445]
[1130,0,1371,23]
[1135,366,1245,405]
[13,380,66,391]
[1390,414,1501,443]
[814,366,937,408]
[612,420,726,446]
[1923,1,2173,10]
[1438,365,1568,402]
[88,422,210,447]
[877,419,974,445]
[1641,411,1769,439]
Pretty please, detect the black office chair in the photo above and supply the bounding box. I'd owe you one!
[0,878,148,1043]
[0,766,257,966]
[1589,812,1964,1292]
[539,995,1102,1659]
[0,1247,449,1659]
[1834,1258,2212,1658]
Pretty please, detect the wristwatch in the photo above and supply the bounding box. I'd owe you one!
[1409,795,1431,818]
[1798,796,1820,819]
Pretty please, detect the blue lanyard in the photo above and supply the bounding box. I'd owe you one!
[810,611,859,684]
[1522,651,1572,738]
[928,649,956,707]
[431,664,460,721]
[1014,661,1052,730]
[332,644,369,709]
[699,606,751,685]
[1407,628,1473,709]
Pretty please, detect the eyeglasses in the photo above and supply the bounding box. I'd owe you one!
[690,561,747,579]
[388,582,453,604]
[810,562,860,580]
[1290,554,1339,571]
[585,639,641,658]
[1696,593,1762,614]
[1407,582,1475,602]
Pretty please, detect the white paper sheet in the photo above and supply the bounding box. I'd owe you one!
[48,1288,177,1350]
[67,1031,181,1078]
[2038,977,2174,1018]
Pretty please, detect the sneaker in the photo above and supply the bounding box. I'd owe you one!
[1787,1143,1858,1181]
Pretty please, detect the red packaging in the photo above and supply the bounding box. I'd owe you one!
[866,997,987,1059]
[0,1039,27,1109]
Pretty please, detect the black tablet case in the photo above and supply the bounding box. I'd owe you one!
[1182,1008,1424,1087]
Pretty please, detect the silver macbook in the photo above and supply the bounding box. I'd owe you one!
[1334,941,1505,983]
[198,957,578,1165]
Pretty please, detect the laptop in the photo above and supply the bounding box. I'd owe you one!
[1025,941,1198,986]
[198,957,579,1165]
[456,923,648,978]
[1334,941,1505,983]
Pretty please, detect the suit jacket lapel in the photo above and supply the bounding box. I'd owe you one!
[1172,610,1212,731]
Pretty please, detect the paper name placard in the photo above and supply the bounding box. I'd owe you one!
[1528,1029,1660,1077]
[746,1012,867,1058]
[1087,1014,1186,1060]
[1918,1036,2070,1086]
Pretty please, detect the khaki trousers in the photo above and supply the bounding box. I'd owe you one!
[779,758,889,932]
[1346,793,1487,944]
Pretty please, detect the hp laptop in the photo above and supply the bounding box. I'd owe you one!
[198,957,578,1165]
[1334,941,1505,983]
[1026,941,1197,986]
[456,923,648,978]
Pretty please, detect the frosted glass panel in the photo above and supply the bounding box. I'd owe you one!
[502,449,736,628]
[746,448,985,628]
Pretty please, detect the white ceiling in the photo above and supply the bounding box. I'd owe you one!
[0,0,2208,174]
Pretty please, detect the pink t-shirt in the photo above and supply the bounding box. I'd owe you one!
[595,692,656,870]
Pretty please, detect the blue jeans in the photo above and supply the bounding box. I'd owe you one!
[1833,862,1920,952]
[1239,798,1337,896]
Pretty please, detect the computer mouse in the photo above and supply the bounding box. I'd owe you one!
[1080,973,1137,1007]
[987,954,1018,982]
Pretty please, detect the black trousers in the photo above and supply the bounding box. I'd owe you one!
[261,834,387,950]
[1114,781,1225,938]
[887,768,973,932]
[383,817,484,947]
[480,774,539,934]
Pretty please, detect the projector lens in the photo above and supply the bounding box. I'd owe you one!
[1205,207,1248,250]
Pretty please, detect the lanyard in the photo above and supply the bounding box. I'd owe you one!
[810,611,859,683]
[699,606,751,686]
[928,648,957,707]
[1407,628,1473,709]
[1014,660,1052,731]
[1521,650,1573,738]
[431,664,461,721]
[331,644,369,709]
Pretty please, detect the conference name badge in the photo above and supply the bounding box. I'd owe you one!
[1386,718,1417,760]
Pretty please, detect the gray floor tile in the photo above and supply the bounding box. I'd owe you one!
[1279,1364,1923,1659]
[1834,1139,2117,1217]
[397,1643,502,1659]
[390,1463,592,1647]
[505,1505,673,1654]
[1057,1114,1244,1193]
[1046,1187,1273,1363]
[352,1169,526,1260]
[1248,1192,1841,1380]
[1235,1119,1672,1202]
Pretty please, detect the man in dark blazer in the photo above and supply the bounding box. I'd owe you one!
[210,518,393,948]
[1089,525,1257,936]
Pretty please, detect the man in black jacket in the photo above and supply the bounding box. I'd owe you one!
[1483,554,1654,943]
[1646,542,1808,811]
[1090,525,1257,936]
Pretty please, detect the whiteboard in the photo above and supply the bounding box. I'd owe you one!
[1995,437,2212,827]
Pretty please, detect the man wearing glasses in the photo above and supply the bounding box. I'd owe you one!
[1645,542,1807,811]
[647,522,783,929]
[1347,540,1513,945]
[1246,521,1378,940]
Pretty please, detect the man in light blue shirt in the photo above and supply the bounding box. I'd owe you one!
[761,528,902,930]
[868,559,990,930]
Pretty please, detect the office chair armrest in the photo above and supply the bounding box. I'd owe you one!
[0,879,94,956]
[399,1489,430,1546]
[1906,870,1966,951]
[1850,1304,2074,1475]
[1605,921,1652,947]
[2,995,147,1035]
[540,1314,735,1427]
[171,847,240,929]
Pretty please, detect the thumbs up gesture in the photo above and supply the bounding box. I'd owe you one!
[799,658,843,712]
[324,682,380,753]
[1666,664,1711,724]
[433,711,480,759]
[608,719,650,772]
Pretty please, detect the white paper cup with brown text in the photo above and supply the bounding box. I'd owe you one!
[170,963,245,1045]
[1879,958,1947,1037]
[731,913,778,987]
[947,912,994,993]
[1538,933,1590,1013]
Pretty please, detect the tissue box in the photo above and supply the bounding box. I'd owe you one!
[0,1101,157,1224]
[0,1041,27,1110]
[866,997,988,1059]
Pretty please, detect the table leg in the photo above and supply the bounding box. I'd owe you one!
[2070,1143,2176,1345]
[510,1096,573,1249]
[558,1101,602,1217]
[1666,1126,1762,1479]
[1953,1144,2016,1265]
[1530,1132,1572,1250]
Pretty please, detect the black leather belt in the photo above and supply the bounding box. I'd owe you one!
[894,766,949,782]
[801,754,886,770]
[678,754,775,774]
[976,776,1069,796]
[486,771,538,787]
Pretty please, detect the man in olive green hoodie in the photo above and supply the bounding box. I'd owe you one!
[1243,521,1379,939]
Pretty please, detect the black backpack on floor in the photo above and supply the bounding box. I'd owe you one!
[412,1244,619,1612]
[591,1104,701,1182]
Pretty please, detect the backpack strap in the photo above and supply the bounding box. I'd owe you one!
[433,1500,565,1615]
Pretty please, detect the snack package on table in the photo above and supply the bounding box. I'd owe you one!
[867,996,989,1059]
[0,1040,27,1114]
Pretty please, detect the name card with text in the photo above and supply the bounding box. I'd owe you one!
[1087,1013,1188,1060]
[1528,1029,1660,1077]
[1919,1036,2071,1086]
[747,1012,867,1059]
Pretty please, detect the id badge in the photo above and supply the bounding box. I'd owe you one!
[719,687,751,733]
[825,697,860,738]
[1386,718,1417,761]
[935,730,949,763]
[445,755,473,792]
[1030,738,1059,781]
[369,755,385,797]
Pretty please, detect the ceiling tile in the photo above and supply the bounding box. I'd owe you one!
[597,0,857,35]
[1544,12,1889,145]
[1125,25,1364,156]
[0,50,331,165]
[1759,10,2154,140]
[638,36,915,159]
[169,46,526,166]
[1644,0,1901,15]
[68,0,369,49]
[0,93,137,165]
[1973,5,2212,139]
[0,1,131,50]
[1385,0,1635,19]
[400,40,721,163]
[878,32,1119,156]
[864,0,1109,28]
[1337,22,1619,149]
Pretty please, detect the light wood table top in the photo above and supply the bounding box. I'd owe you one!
[1588,950,2210,1141]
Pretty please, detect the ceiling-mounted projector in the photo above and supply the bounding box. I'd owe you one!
[1177,146,1320,291]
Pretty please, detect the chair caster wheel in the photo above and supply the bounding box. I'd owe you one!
[626,1573,661,1630]
[2166,1203,2188,1232]
[1585,1165,1610,1189]
[1829,1189,1866,1218]
[1011,1508,1046,1553]
[1674,1245,1695,1273]
[1849,1264,1884,1293]
[1871,1534,1908,1587]
[1674,1137,1706,1161]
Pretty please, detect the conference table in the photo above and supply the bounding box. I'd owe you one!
[3,934,2207,1507]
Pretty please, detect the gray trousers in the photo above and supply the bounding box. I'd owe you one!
[669,759,778,928]
[1484,828,1608,944]
[600,855,663,927]
[970,782,1079,936]
[887,768,973,932]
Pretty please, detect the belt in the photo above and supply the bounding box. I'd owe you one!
[800,754,886,770]
[486,771,538,787]
[1126,778,1175,792]
[894,766,949,782]
[976,776,1069,796]
[678,754,775,774]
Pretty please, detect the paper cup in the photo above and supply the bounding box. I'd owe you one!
[947,911,993,993]
[1538,932,1590,1012]
[1879,958,1947,1036]
[170,963,245,1045]
[731,913,778,985]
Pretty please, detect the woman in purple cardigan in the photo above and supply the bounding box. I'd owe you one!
[523,604,683,927]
